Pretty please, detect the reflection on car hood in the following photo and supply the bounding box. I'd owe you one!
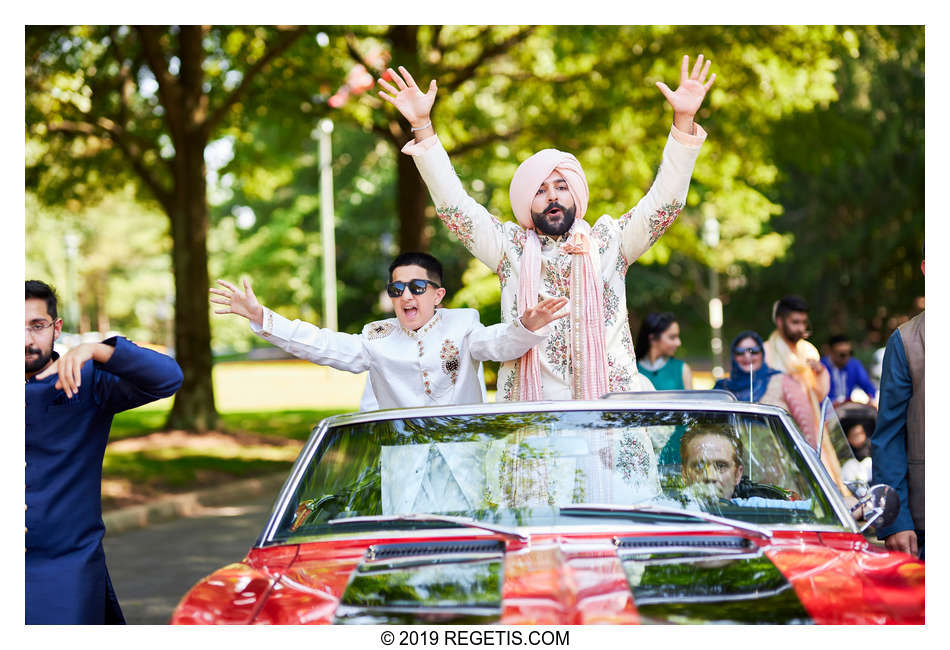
[204,530,924,625]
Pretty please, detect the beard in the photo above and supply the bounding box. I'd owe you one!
[778,321,804,343]
[531,202,576,237]
[25,344,53,374]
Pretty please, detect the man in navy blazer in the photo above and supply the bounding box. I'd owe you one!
[25,280,183,624]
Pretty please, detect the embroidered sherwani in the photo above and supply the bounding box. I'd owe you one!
[402,125,706,400]
[251,307,547,409]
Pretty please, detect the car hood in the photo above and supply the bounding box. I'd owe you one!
[172,530,924,624]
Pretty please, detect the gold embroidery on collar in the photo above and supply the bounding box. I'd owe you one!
[403,312,441,339]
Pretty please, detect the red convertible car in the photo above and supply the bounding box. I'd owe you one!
[171,392,924,624]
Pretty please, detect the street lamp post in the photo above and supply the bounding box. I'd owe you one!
[63,231,81,332]
[317,118,337,331]
[702,216,724,379]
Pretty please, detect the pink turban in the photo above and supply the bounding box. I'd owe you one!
[508,149,607,402]
[509,149,589,229]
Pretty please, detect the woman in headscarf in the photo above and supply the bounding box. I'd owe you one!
[635,312,693,390]
[715,331,813,433]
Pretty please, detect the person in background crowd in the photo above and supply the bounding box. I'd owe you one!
[714,331,781,402]
[872,256,925,559]
[764,295,830,416]
[821,334,877,406]
[839,410,873,485]
[635,312,693,390]
[838,403,876,461]
[762,295,839,474]
[26,280,184,624]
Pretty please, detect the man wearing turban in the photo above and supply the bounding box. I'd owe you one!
[378,55,714,401]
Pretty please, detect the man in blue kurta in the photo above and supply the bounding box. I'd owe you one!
[25,280,183,624]
[820,334,878,405]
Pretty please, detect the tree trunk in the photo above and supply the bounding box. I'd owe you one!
[388,25,430,253]
[164,136,218,432]
[397,153,431,252]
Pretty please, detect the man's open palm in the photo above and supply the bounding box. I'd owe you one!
[656,54,716,118]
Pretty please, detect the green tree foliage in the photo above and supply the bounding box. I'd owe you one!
[213,27,850,343]
[727,26,924,350]
[27,25,924,402]
[26,189,174,344]
[26,25,335,430]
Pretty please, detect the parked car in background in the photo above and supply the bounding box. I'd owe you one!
[172,392,923,625]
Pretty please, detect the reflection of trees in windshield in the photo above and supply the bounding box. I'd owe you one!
[399,412,563,444]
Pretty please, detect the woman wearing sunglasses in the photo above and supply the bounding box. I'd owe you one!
[714,330,818,426]
[210,252,567,410]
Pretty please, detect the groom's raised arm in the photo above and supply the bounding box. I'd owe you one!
[378,66,511,272]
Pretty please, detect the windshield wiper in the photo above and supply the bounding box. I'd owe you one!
[559,503,772,540]
[326,513,529,544]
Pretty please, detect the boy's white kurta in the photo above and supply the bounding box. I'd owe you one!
[250,306,547,409]
[402,125,707,401]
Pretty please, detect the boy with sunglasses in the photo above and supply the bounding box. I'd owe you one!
[210,252,566,409]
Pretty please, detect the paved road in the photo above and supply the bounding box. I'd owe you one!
[102,491,278,625]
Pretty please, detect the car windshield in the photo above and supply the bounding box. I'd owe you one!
[271,409,840,542]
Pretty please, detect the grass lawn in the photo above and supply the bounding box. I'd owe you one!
[103,408,351,510]
[110,407,353,441]
[102,359,365,509]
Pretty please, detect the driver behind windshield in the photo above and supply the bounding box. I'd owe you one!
[680,425,810,509]
[680,425,744,499]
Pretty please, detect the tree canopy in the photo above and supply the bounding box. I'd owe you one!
[26,25,924,409]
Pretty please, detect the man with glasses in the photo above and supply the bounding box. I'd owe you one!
[820,334,877,406]
[211,252,566,409]
[26,280,183,624]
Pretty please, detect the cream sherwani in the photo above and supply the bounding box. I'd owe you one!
[251,307,547,409]
[402,125,706,401]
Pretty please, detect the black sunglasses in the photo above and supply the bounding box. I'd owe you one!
[734,346,763,356]
[386,279,441,298]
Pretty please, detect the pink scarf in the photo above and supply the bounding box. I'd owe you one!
[509,149,608,400]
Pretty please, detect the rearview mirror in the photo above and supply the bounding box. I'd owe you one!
[852,484,900,533]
